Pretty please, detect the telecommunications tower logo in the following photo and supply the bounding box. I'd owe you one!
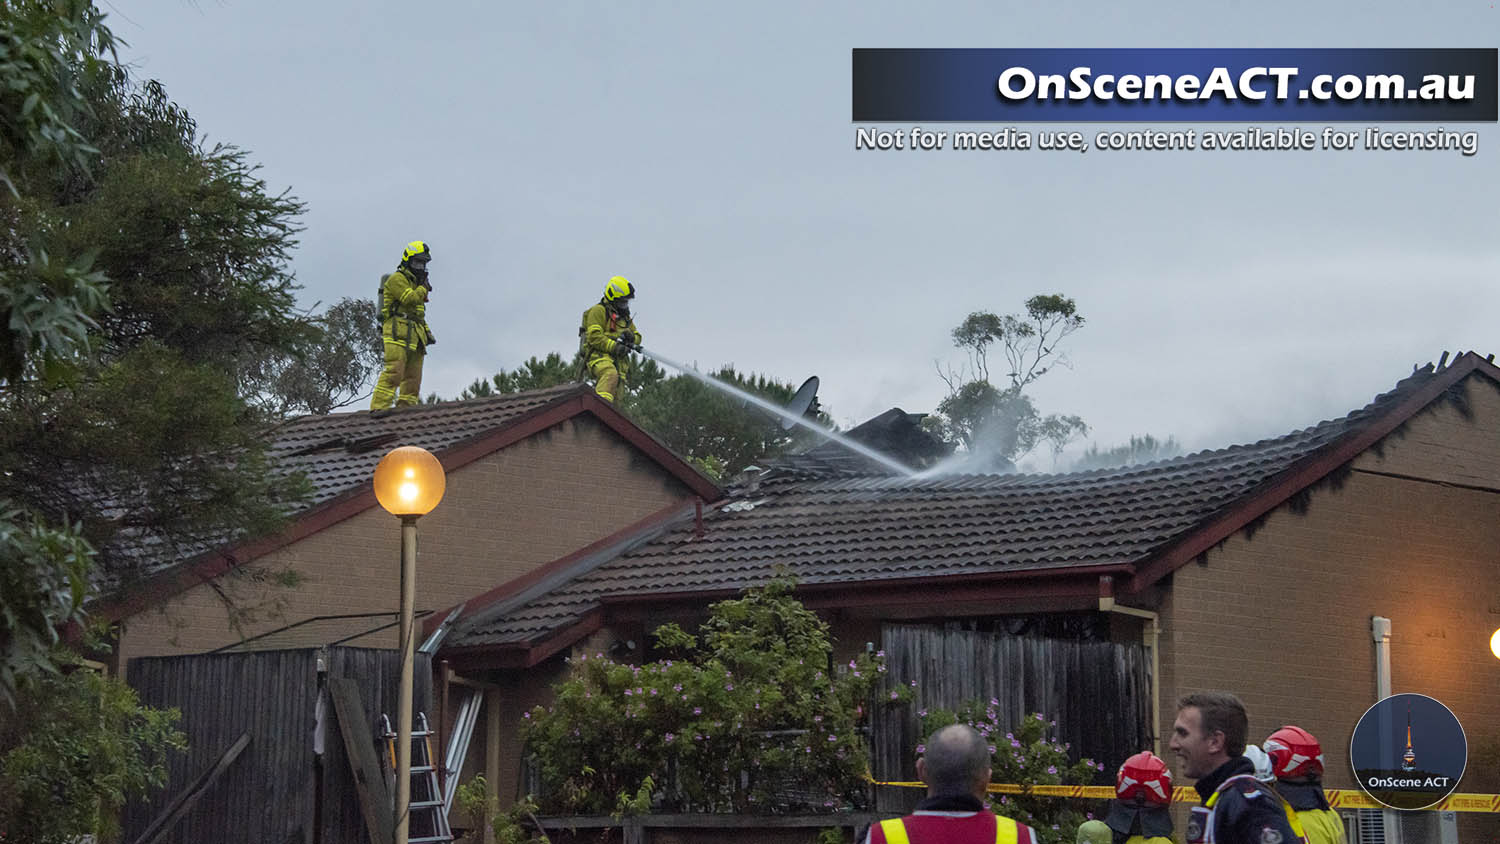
[1350,693,1466,810]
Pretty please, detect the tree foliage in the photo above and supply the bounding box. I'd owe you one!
[1,58,316,605]
[244,296,383,416]
[931,295,1088,467]
[0,653,186,843]
[1071,434,1183,472]
[1,3,357,702]
[441,352,825,479]
[523,579,906,815]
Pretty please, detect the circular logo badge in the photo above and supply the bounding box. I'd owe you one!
[1350,693,1466,810]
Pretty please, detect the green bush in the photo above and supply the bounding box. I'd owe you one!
[523,578,909,815]
[0,655,185,843]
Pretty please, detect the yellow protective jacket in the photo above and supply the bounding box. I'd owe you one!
[580,301,640,363]
[1292,808,1345,844]
[381,267,433,349]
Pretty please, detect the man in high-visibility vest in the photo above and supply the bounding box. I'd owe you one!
[371,241,434,410]
[863,724,1040,844]
[1263,726,1346,844]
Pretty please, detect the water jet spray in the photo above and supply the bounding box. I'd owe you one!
[628,345,917,478]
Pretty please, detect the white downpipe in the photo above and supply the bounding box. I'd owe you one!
[1372,616,1401,844]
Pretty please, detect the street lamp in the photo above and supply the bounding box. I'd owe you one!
[373,446,446,844]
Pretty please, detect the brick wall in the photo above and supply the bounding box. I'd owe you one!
[1160,375,1500,839]
[117,415,696,667]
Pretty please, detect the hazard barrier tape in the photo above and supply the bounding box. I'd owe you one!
[864,778,1500,813]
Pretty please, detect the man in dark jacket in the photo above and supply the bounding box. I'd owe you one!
[1170,692,1302,844]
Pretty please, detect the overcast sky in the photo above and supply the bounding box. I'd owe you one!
[114,1,1498,470]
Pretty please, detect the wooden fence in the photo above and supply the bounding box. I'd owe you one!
[123,647,433,844]
[872,623,1150,811]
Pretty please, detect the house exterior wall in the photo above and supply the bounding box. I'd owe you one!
[1159,375,1500,840]
[117,415,695,668]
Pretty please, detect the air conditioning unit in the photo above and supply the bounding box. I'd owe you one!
[1343,808,1459,844]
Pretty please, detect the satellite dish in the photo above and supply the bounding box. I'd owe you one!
[782,376,820,430]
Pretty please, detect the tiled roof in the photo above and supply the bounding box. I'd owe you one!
[445,358,1492,651]
[94,383,594,599]
[265,382,590,507]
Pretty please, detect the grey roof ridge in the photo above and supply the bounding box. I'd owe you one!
[454,500,703,637]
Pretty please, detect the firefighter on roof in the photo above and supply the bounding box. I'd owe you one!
[579,276,641,403]
[371,241,435,410]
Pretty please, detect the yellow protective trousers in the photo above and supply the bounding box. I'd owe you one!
[590,357,620,403]
[371,319,426,409]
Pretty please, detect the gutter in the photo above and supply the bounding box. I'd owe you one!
[1099,574,1162,757]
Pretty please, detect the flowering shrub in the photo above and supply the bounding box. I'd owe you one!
[918,705,1105,844]
[524,579,909,815]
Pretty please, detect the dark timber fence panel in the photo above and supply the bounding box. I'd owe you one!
[873,624,1149,812]
[124,647,432,844]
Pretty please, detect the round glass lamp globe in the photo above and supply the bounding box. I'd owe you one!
[372,446,446,516]
[1491,628,1500,661]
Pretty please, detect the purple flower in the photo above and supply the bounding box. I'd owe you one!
[693,707,703,715]
[990,698,1000,707]
[876,650,885,658]
[650,688,659,696]
[988,745,997,755]
[522,712,531,719]
[1011,739,1021,748]
[916,744,926,754]
[673,684,683,692]
[814,715,823,723]
[828,734,837,742]
[917,709,927,718]
[890,690,899,700]
[725,683,734,691]
[624,689,633,696]
[664,733,676,743]
[1047,765,1057,775]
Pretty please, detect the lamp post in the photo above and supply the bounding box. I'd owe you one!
[372,446,446,844]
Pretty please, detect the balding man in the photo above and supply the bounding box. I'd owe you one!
[865,724,1040,844]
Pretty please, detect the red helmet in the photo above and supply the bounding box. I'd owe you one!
[1264,725,1324,780]
[1116,751,1172,806]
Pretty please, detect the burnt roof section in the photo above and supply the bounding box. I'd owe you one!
[767,408,953,478]
[444,353,1500,652]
